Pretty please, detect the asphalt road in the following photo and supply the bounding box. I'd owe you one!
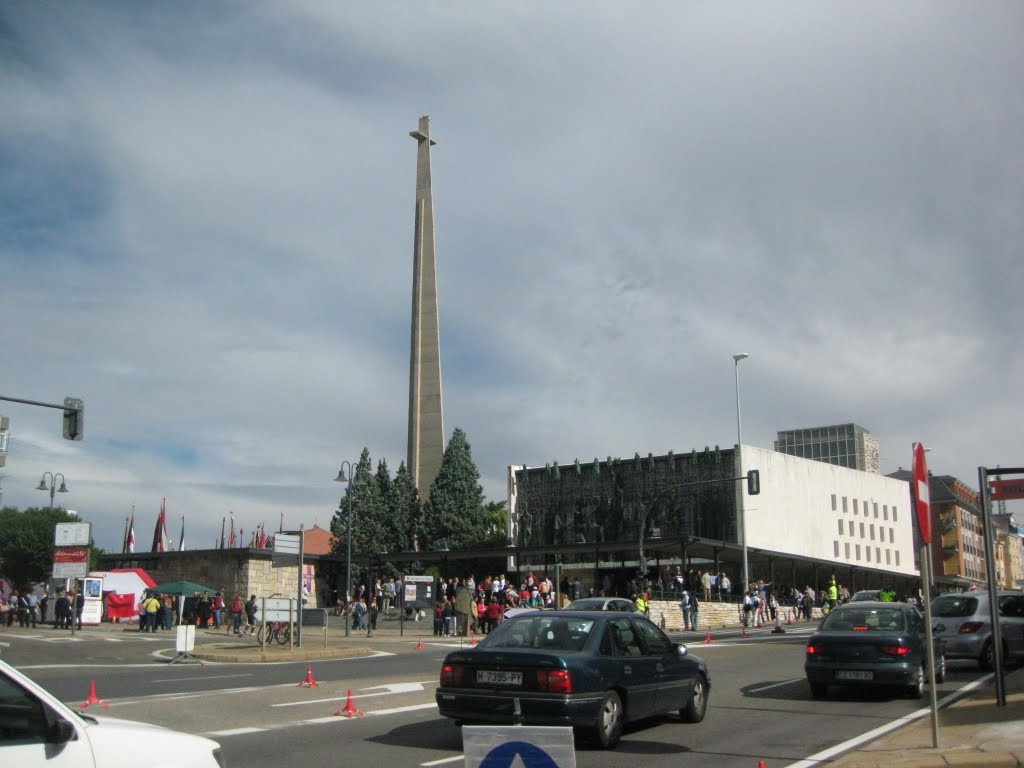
[0,625,987,768]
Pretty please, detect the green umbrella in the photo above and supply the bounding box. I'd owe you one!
[150,579,218,596]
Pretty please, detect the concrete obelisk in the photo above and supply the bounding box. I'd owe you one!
[407,116,445,500]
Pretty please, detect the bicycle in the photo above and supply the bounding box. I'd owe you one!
[256,620,291,645]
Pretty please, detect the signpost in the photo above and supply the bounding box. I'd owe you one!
[55,522,92,547]
[912,443,939,748]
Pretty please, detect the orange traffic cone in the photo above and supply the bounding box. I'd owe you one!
[469,637,478,647]
[787,610,795,625]
[416,639,425,651]
[756,616,764,628]
[758,761,767,767]
[81,680,109,708]
[772,615,786,634]
[703,631,713,644]
[334,689,364,718]
[297,664,321,687]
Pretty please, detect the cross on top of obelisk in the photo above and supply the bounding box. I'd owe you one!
[409,115,437,146]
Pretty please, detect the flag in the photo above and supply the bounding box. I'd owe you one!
[122,517,129,553]
[256,524,266,549]
[178,515,186,552]
[249,531,256,547]
[151,498,170,553]
[279,511,284,533]
[127,513,136,554]
[228,514,236,548]
[219,517,226,549]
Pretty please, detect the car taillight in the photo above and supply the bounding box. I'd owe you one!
[536,669,573,694]
[958,622,985,634]
[880,646,912,656]
[806,644,821,655]
[440,663,465,688]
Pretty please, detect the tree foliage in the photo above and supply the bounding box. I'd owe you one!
[420,427,487,551]
[0,506,89,586]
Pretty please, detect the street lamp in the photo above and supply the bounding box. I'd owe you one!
[37,472,69,510]
[733,352,750,594]
[334,460,364,637]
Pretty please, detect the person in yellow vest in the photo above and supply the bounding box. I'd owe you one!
[633,593,648,616]
[827,578,839,612]
[142,593,161,633]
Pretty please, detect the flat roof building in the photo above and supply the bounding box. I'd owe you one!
[775,422,880,473]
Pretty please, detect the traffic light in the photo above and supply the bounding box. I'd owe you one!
[746,469,760,495]
[63,397,84,441]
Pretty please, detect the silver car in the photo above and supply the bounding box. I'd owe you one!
[930,590,1024,670]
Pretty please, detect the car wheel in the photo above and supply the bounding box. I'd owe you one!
[592,690,624,749]
[980,640,994,672]
[934,653,946,684]
[905,665,924,699]
[809,682,828,699]
[681,675,708,723]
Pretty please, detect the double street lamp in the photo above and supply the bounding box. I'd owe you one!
[334,460,364,637]
[37,471,69,510]
[733,352,750,594]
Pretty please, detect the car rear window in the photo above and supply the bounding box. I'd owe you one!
[931,596,978,618]
[485,615,595,651]
[821,607,906,631]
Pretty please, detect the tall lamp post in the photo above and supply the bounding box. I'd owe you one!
[733,352,750,594]
[334,460,363,637]
[37,472,69,510]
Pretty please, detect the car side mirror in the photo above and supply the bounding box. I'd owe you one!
[47,718,76,744]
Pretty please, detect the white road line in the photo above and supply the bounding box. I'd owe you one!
[152,674,252,683]
[207,726,266,736]
[782,676,991,768]
[370,702,437,716]
[746,678,803,693]
[272,687,426,708]
[421,756,464,766]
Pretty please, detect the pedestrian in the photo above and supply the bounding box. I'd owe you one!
[39,592,49,624]
[742,591,756,628]
[212,592,225,628]
[245,594,258,630]
[0,591,10,629]
[74,589,85,630]
[142,592,160,633]
[197,592,212,628]
[689,591,700,631]
[679,591,692,631]
[229,593,245,635]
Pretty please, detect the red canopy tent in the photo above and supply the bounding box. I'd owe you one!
[91,568,157,621]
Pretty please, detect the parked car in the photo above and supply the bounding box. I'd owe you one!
[804,601,945,699]
[436,609,710,748]
[930,590,1024,670]
[0,657,225,767]
[563,597,641,613]
[849,590,883,602]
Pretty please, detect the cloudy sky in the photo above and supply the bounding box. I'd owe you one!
[2,2,1021,553]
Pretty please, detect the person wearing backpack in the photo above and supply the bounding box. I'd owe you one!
[678,591,692,631]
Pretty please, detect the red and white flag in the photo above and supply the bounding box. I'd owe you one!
[151,498,171,553]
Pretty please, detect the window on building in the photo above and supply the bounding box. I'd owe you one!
[889,528,895,544]
[886,549,891,565]
[856,544,861,561]
[853,499,859,515]
[895,551,900,567]
[849,520,855,536]
[876,547,881,562]
[838,519,844,535]
[843,497,848,513]
[845,542,851,559]
[870,524,875,541]
[834,540,840,558]
[831,493,837,511]
[866,547,871,562]
[883,506,888,521]
[860,522,865,538]
[893,506,898,523]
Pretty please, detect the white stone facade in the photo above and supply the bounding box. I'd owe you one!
[738,445,918,577]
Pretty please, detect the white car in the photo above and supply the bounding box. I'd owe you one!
[0,658,225,768]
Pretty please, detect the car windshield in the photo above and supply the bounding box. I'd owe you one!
[931,595,979,618]
[821,607,906,632]
[484,615,595,651]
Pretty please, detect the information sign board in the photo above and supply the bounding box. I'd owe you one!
[274,533,300,555]
[52,547,90,579]
[55,522,92,547]
[262,598,298,622]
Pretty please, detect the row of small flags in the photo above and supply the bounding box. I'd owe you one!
[121,501,279,554]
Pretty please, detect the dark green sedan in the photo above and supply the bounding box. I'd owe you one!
[436,610,710,748]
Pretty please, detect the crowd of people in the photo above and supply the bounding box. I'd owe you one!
[0,586,84,630]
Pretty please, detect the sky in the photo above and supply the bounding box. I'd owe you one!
[2,2,1022,554]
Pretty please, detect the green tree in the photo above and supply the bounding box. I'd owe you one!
[386,461,420,555]
[329,448,379,557]
[0,506,86,585]
[482,500,508,547]
[420,427,487,551]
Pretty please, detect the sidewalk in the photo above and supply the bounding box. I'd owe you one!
[825,665,1024,768]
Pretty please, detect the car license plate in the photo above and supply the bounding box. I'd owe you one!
[836,670,873,681]
[477,670,522,686]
